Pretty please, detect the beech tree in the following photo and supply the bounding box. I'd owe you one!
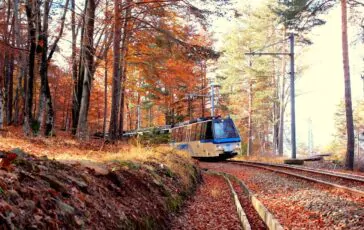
[109,0,122,140]
[76,0,96,139]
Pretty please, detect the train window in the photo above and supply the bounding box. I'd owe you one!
[172,129,176,141]
[179,127,185,142]
[196,123,201,141]
[200,122,206,139]
[194,124,198,141]
[186,126,190,142]
[213,119,239,139]
[188,126,192,141]
[192,124,197,141]
[183,127,186,142]
[174,128,178,142]
[205,121,213,140]
[177,128,181,142]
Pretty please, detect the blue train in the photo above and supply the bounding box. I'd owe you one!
[170,116,241,159]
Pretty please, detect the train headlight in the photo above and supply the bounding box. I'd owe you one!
[216,145,224,150]
[235,143,241,149]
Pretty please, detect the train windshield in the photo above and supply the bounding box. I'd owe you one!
[213,119,239,139]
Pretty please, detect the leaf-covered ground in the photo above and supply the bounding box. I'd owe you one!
[169,173,242,230]
[201,162,364,230]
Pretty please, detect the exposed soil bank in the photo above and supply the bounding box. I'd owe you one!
[0,149,200,229]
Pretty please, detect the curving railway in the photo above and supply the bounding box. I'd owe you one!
[200,161,364,229]
[227,160,364,197]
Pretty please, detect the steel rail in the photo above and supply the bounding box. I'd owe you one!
[229,160,364,182]
[227,161,364,198]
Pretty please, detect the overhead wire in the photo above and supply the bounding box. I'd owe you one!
[249,37,289,54]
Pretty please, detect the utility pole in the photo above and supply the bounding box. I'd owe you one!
[245,33,296,159]
[289,33,296,159]
[247,56,253,157]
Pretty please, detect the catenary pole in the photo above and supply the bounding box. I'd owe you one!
[289,33,296,159]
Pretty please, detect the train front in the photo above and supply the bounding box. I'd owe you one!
[212,118,241,159]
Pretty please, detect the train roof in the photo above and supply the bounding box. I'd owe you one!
[172,116,230,128]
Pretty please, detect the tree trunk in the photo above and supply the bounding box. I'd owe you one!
[13,0,26,126]
[341,0,355,170]
[118,0,132,135]
[201,61,206,118]
[119,5,131,135]
[44,80,55,136]
[247,81,253,156]
[77,0,96,140]
[0,89,3,129]
[278,72,286,156]
[5,54,14,125]
[0,54,4,129]
[71,0,84,135]
[278,29,287,156]
[38,0,59,137]
[103,49,108,136]
[37,91,46,134]
[109,0,122,140]
[24,0,37,135]
[272,58,279,155]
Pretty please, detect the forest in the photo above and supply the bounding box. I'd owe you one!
[2,0,364,229]
[0,0,220,139]
[0,0,364,169]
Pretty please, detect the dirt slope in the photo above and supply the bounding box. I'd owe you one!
[0,149,200,229]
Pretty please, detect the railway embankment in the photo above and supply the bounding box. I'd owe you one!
[0,147,201,229]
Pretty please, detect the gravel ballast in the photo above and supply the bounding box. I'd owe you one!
[201,162,364,229]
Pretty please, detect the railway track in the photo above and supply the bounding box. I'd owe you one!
[204,170,281,230]
[227,160,364,197]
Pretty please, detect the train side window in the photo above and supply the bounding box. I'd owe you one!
[172,129,176,141]
[205,121,213,140]
[188,126,191,142]
[179,126,185,142]
[186,126,190,142]
[175,128,178,142]
[196,123,201,141]
[182,126,187,141]
[200,122,206,140]
[192,124,197,141]
[177,128,180,142]
[194,123,199,141]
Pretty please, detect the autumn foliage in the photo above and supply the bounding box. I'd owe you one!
[0,0,215,139]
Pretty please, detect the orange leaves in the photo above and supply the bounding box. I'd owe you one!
[0,152,17,171]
